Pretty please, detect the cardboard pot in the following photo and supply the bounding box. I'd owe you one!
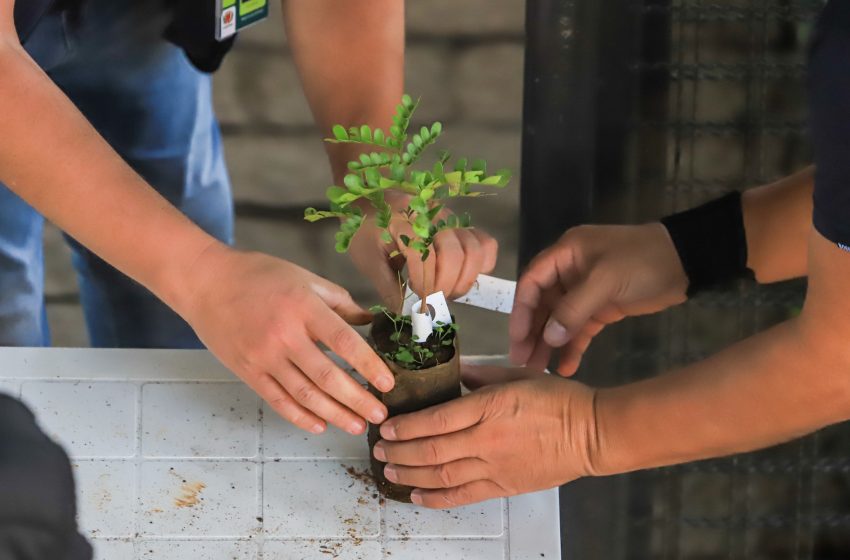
[368,312,461,503]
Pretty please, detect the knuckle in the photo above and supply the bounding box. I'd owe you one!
[330,328,357,355]
[312,363,337,388]
[432,410,451,434]
[436,464,455,488]
[425,439,442,464]
[293,383,317,405]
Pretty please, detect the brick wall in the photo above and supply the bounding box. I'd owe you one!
[45,1,526,355]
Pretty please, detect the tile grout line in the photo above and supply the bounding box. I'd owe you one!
[503,497,511,559]
[257,400,265,559]
[133,381,144,560]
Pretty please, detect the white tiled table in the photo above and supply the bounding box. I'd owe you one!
[0,349,561,560]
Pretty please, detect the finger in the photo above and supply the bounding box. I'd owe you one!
[461,363,545,390]
[289,337,388,425]
[272,358,367,435]
[452,230,484,298]
[307,305,395,393]
[543,279,614,348]
[252,372,325,434]
[556,319,607,376]
[311,277,372,325]
[525,336,554,372]
[394,222,436,299]
[385,457,489,489]
[379,393,487,441]
[471,229,498,274]
[510,287,559,366]
[509,245,577,346]
[374,430,475,467]
[411,480,506,509]
[433,231,464,297]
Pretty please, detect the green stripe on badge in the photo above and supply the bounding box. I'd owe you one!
[239,0,267,16]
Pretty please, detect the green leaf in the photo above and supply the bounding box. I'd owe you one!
[401,94,414,108]
[399,234,411,247]
[360,125,372,142]
[327,186,349,203]
[373,128,385,144]
[332,125,349,141]
[420,126,431,142]
[431,122,443,136]
[459,213,472,228]
[413,134,423,148]
[389,250,401,258]
[421,248,431,262]
[447,214,459,228]
[390,163,406,181]
[380,230,393,244]
[376,202,392,229]
[359,153,372,166]
[437,149,451,164]
[472,159,487,174]
[454,158,468,172]
[390,125,401,138]
[427,204,444,220]
[420,188,434,202]
[409,197,428,214]
[395,349,414,363]
[364,168,381,188]
[343,174,364,192]
[412,214,431,238]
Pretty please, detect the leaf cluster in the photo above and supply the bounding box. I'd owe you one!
[304,94,512,259]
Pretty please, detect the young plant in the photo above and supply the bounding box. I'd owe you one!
[304,94,512,312]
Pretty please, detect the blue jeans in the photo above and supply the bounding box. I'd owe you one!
[0,2,234,348]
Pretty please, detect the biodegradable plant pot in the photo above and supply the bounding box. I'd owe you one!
[368,311,461,503]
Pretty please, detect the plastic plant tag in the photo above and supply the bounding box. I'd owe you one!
[401,285,418,317]
[411,310,433,342]
[424,291,453,326]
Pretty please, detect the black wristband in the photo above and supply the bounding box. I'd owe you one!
[660,192,755,297]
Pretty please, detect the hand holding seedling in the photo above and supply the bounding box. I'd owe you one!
[305,94,511,310]
[181,246,394,435]
[372,364,599,508]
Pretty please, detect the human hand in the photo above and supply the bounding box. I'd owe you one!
[179,245,395,435]
[348,193,498,308]
[510,223,688,375]
[372,364,600,508]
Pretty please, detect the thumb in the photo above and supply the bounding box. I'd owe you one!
[543,278,614,348]
[310,277,372,326]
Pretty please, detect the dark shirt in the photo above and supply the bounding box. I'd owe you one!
[0,395,92,560]
[13,0,234,73]
[809,0,850,250]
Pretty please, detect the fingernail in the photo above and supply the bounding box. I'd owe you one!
[380,423,397,440]
[370,408,387,424]
[384,464,398,482]
[410,490,423,505]
[543,320,570,347]
[376,376,394,392]
[310,423,326,434]
[348,420,365,435]
[373,443,387,462]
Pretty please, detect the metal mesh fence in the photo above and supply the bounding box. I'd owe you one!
[553,1,850,558]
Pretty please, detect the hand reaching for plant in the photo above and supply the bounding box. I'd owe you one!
[349,191,498,308]
[178,244,395,435]
[510,223,689,375]
[372,364,600,508]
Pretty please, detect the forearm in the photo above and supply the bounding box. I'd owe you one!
[593,231,850,475]
[281,0,404,181]
[0,38,218,313]
[742,166,814,283]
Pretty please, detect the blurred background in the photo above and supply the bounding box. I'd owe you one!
[42,0,524,355]
[40,0,850,559]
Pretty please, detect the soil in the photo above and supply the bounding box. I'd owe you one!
[370,312,456,369]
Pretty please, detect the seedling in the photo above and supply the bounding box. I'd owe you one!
[304,94,511,367]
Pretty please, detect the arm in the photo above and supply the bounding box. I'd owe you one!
[597,229,850,472]
[508,166,816,374]
[369,229,850,508]
[0,2,394,434]
[282,0,498,306]
[742,166,813,283]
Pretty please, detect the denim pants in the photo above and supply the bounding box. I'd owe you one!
[1,2,234,348]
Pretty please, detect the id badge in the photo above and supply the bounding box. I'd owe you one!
[216,0,269,41]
